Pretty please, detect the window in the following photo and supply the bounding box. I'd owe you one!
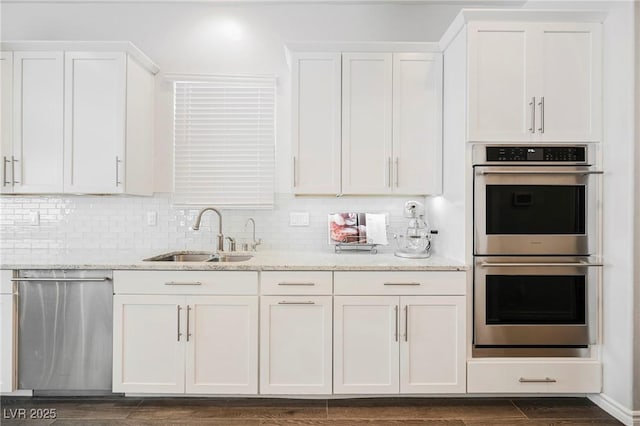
[172,75,276,208]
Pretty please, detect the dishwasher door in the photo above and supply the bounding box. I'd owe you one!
[17,270,113,394]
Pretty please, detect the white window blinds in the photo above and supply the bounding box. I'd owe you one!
[173,75,276,208]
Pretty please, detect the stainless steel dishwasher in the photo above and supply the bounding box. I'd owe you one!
[15,270,113,395]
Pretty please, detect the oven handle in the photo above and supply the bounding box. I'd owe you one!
[476,170,603,176]
[479,262,603,267]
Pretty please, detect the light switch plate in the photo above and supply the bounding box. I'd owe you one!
[147,211,157,226]
[289,212,310,227]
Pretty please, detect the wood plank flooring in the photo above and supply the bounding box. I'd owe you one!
[0,397,622,425]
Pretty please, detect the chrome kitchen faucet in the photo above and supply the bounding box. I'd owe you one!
[191,207,225,252]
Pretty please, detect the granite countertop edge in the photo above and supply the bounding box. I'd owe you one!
[0,250,470,272]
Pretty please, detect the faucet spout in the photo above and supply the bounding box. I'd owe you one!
[245,218,262,251]
[192,207,224,252]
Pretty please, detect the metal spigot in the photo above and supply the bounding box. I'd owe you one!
[226,237,237,252]
[245,218,262,251]
[191,207,224,252]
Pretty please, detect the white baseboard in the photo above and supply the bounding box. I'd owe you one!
[589,393,640,426]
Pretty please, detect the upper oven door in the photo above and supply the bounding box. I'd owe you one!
[474,166,598,255]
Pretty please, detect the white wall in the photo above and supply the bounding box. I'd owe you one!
[634,0,640,412]
[0,1,464,194]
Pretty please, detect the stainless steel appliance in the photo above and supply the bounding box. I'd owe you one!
[472,144,602,357]
[473,256,600,357]
[473,145,601,256]
[16,270,113,395]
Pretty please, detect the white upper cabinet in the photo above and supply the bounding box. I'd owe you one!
[342,53,393,195]
[536,23,602,141]
[64,52,126,193]
[290,47,443,196]
[291,53,341,195]
[12,51,65,193]
[466,21,602,142]
[2,42,157,194]
[392,53,442,195]
[1,52,14,194]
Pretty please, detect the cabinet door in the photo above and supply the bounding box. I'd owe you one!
[113,295,185,393]
[64,52,126,193]
[399,296,466,394]
[292,53,341,194]
[334,296,399,394]
[392,53,442,195]
[13,51,64,192]
[467,23,536,142]
[536,23,602,142]
[184,296,258,394]
[1,52,13,194]
[0,292,15,393]
[341,53,393,194]
[260,296,332,394]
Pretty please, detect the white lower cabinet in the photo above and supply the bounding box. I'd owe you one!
[333,271,466,395]
[334,295,465,394]
[260,295,332,394]
[0,270,15,393]
[113,271,258,395]
[467,359,602,394]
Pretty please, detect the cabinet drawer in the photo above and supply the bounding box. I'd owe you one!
[467,360,601,393]
[334,271,466,295]
[261,271,332,295]
[113,271,258,295]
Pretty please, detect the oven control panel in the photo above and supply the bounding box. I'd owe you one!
[486,147,586,162]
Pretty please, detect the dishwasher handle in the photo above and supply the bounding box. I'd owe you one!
[12,277,112,282]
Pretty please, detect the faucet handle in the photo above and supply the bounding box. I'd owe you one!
[226,236,237,252]
[251,238,262,251]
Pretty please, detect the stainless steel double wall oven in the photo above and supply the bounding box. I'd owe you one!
[473,145,602,357]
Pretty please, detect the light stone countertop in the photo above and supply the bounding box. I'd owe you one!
[0,249,468,271]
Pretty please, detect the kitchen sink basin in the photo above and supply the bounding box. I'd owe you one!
[143,251,253,263]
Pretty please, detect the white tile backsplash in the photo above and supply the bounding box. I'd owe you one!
[0,193,429,255]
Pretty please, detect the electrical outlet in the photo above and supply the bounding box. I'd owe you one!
[289,212,309,227]
[147,211,157,226]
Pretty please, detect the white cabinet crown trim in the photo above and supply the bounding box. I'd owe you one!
[0,41,159,74]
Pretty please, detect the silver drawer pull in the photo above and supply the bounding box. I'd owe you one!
[519,377,557,383]
[12,277,111,282]
[277,282,315,286]
[384,282,421,286]
[278,301,315,305]
[165,281,202,286]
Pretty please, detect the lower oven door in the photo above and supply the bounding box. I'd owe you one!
[474,257,600,347]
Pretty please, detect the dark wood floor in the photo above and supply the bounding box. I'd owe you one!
[0,396,622,425]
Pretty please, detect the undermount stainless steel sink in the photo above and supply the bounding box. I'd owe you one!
[143,251,253,263]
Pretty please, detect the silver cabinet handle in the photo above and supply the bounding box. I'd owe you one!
[519,377,556,383]
[177,305,182,342]
[528,96,536,133]
[11,277,111,282]
[404,305,409,342]
[384,282,421,286]
[164,281,203,286]
[480,262,603,267]
[186,305,192,342]
[394,157,399,187]
[537,96,545,133]
[278,301,315,305]
[277,282,315,286]
[477,170,603,176]
[3,156,9,187]
[115,156,122,186]
[394,305,399,342]
[11,156,19,184]
[387,157,392,188]
[292,157,297,187]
